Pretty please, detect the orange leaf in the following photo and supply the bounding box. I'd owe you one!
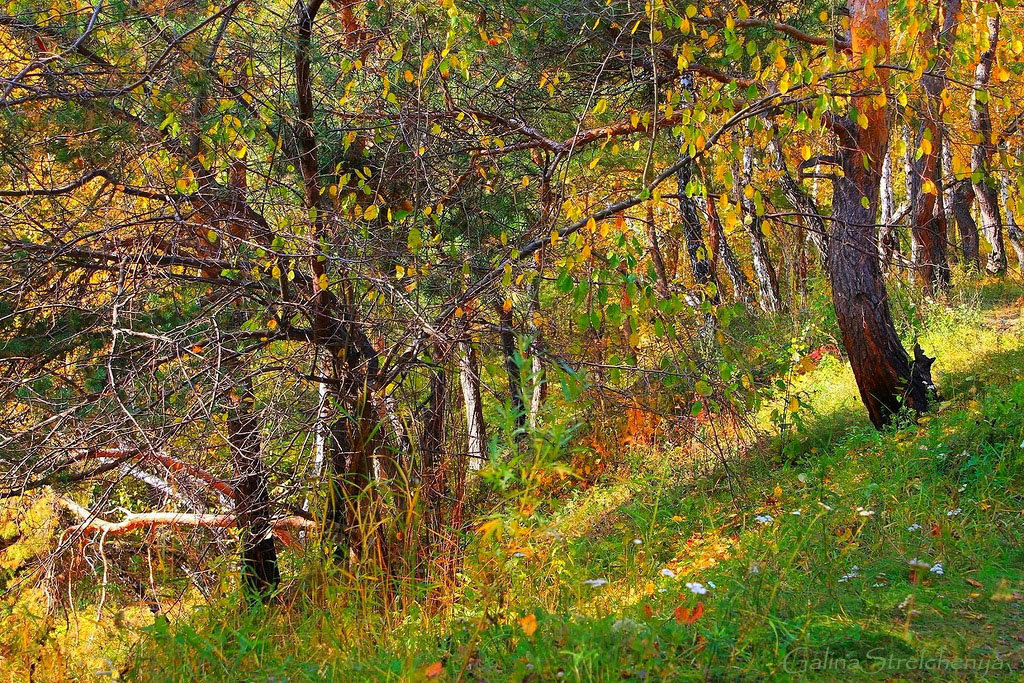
[674,602,704,625]
[519,613,538,636]
[424,661,443,678]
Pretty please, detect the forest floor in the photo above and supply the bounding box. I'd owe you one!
[105,281,1024,679]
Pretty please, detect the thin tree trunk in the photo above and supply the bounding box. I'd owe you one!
[767,135,829,271]
[705,189,753,306]
[459,341,486,470]
[942,135,960,264]
[1000,147,1024,267]
[496,301,526,432]
[737,142,782,311]
[971,13,1007,275]
[906,0,957,293]
[676,156,720,300]
[420,354,447,540]
[825,0,935,429]
[646,202,671,297]
[879,142,899,269]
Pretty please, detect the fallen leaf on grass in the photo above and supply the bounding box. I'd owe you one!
[674,603,704,625]
[519,614,538,636]
[425,661,443,678]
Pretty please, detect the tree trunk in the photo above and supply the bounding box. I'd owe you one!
[941,134,959,264]
[737,142,782,311]
[676,156,720,300]
[950,180,981,267]
[1000,149,1024,267]
[767,135,829,271]
[459,341,486,470]
[646,201,671,297]
[971,13,1007,275]
[906,1,956,293]
[225,358,280,601]
[879,142,900,270]
[496,301,526,431]
[826,0,935,429]
[420,355,447,540]
[705,189,754,306]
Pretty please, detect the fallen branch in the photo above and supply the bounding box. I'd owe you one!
[57,497,316,537]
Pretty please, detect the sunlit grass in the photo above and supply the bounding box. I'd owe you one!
[66,280,1024,679]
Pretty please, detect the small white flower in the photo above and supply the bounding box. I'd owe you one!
[908,523,922,532]
[660,568,676,578]
[946,508,962,517]
[790,510,801,516]
[856,507,875,517]
[930,563,944,575]
[750,563,761,574]
[707,581,716,589]
[513,552,526,558]
[685,582,707,595]
[818,502,833,511]
[633,538,643,545]
[958,483,967,492]
[755,514,774,524]
[838,566,860,583]
[908,558,931,570]
[583,578,608,587]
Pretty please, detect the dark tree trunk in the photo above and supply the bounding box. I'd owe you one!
[825,0,935,429]
[737,142,782,312]
[420,354,448,539]
[496,301,526,431]
[950,180,980,267]
[676,156,720,300]
[225,358,280,601]
[971,14,1007,275]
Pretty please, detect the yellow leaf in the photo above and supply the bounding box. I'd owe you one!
[267,318,278,330]
[857,111,869,129]
[503,298,513,313]
[586,216,597,233]
[922,179,937,195]
[364,204,379,220]
[801,145,811,161]
[920,137,932,156]
[550,229,560,246]
[271,265,282,279]
[519,614,538,637]
[318,273,329,290]
[424,661,443,678]
[779,72,790,95]
[787,397,799,413]
[478,518,501,538]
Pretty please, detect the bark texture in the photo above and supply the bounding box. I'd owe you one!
[738,143,782,311]
[971,14,1006,275]
[826,0,935,428]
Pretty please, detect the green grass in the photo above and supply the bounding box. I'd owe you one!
[130,281,1024,681]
